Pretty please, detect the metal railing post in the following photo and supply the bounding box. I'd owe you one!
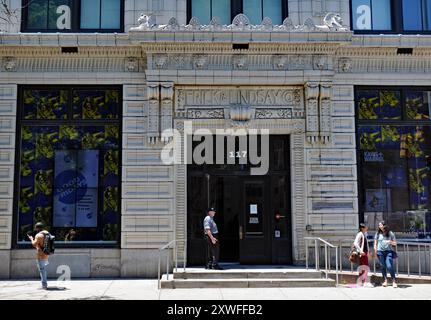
[175,241,178,272]
[158,250,161,289]
[396,244,399,276]
[324,244,328,279]
[166,251,170,281]
[407,244,410,276]
[335,246,339,287]
[419,244,422,277]
[315,239,319,271]
[305,239,309,270]
[429,245,431,277]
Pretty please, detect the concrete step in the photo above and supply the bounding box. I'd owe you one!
[173,270,324,280]
[161,277,336,289]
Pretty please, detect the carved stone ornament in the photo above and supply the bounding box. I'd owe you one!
[154,55,168,69]
[273,55,288,69]
[193,55,208,69]
[3,57,17,71]
[233,55,248,70]
[313,56,326,70]
[230,104,253,127]
[230,14,251,30]
[259,17,273,31]
[130,13,156,31]
[186,17,201,30]
[339,58,352,72]
[125,58,139,72]
[130,13,350,33]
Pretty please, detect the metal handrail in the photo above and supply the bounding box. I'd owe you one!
[332,238,431,278]
[157,239,186,289]
[304,237,339,286]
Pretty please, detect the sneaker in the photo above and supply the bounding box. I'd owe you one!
[392,282,398,288]
[382,280,388,287]
[38,286,48,290]
[363,283,374,288]
[205,265,212,270]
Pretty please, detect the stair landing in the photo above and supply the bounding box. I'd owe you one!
[161,264,336,289]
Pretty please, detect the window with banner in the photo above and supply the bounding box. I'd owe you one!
[21,0,123,32]
[15,86,121,246]
[188,0,288,25]
[351,0,431,33]
[356,87,431,240]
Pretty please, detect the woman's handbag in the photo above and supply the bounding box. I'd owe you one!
[349,244,360,264]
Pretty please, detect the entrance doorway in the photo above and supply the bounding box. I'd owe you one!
[187,135,292,265]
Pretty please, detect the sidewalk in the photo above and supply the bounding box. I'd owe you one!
[1,279,430,300]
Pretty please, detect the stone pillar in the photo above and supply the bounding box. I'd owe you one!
[319,84,332,144]
[305,82,320,145]
[121,83,174,277]
[0,84,16,278]
[160,83,174,144]
[305,84,358,240]
[147,83,160,144]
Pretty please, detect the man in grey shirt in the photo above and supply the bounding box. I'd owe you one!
[203,208,222,270]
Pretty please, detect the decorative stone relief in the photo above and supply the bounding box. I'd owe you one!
[230,14,251,30]
[339,58,352,72]
[2,57,17,72]
[305,83,320,144]
[259,17,273,31]
[147,83,160,144]
[160,83,174,144]
[273,55,288,69]
[313,56,327,70]
[255,108,293,119]
[209,17,223,31]
[186,17,200,30]
[154,55,168,69]
[125,58,139,72]
[319,84,332,144]
[193,55,208,69]
[130,13,350,33]
[233,55,248,70]
[230,104,253,126]
[186,109,225,119]
[132,14,157,31]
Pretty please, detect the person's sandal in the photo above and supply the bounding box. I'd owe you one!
[393,282,398,288]
[382,280,388,287]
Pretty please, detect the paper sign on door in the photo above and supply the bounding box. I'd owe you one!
[250,204,258,215]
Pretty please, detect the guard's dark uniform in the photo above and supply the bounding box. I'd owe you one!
[203,212,220,269]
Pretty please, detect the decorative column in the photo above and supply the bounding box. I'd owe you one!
[160,83,174,144]
[147,83,160,144]
[319,84,332,144]
[305,82,320,144]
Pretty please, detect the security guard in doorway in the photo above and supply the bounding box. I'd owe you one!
[203,208,223,270]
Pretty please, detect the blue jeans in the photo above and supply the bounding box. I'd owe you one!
[377,251,396,280]
[37,259,49,288]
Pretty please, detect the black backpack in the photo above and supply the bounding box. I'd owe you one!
[42,231,55,255]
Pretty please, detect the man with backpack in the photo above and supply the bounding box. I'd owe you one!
[28,222,54,290]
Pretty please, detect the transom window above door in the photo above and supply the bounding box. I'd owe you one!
[188,0,288,25]
[21,0,124,32]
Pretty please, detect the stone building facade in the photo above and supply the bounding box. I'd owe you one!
[0,0,430,278]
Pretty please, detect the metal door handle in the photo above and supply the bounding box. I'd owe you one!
[239,226,243,240]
